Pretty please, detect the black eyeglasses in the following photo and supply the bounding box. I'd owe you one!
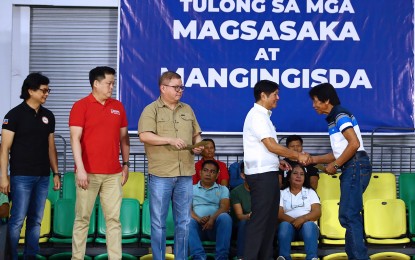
[163,84,185,92]
[37,88,51,94]
[290,193,305,209]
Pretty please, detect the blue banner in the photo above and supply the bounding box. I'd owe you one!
[119,0,414,132]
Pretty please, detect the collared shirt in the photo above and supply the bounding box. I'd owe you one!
[69,93,128,174]
[192,182,229,217]
[138,97,202,177]
[325,105,365,159]
[2,102,55,176]
[243,103,279,175]
[280,187,320,219]
[193,158,229,185]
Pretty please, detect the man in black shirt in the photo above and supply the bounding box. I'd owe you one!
[279,135,319,190]
[0,73,60,260]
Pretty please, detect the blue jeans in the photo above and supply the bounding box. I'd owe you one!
[339,153,372,260]
[148,174,193,260]
[278,221,319,260]
[188,213,232,260]
[236,220,247,258]
[8,176,49,260]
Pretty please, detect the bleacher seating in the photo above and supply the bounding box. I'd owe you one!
[364,199,410,245]
[12,168,415,259]
[49,198,96,244]
[316,173,341,201]
[399,172,415,208]
[319,200,345,245]
[363,172,396,203]
[122,172,145,204]
[95,198,140,244]
[62,171,76,199]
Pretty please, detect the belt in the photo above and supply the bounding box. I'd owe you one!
[354,151,368,159]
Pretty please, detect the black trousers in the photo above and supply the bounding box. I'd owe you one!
[244,171,280,260]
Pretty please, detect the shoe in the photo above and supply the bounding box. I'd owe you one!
[276,257,286,260]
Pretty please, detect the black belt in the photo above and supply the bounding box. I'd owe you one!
[353,151,368,159]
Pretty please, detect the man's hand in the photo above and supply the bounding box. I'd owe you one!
[53,175,61,191]
[202,217,215,230]
[192,146,204,155]
[279,160,292,171]
[121,166,129,186]
[168,137,188,150]
[76,170,89,190]
[324,162,338,175]
[199,215,210,225]
[0,175,9,194]
[298,152,311,165]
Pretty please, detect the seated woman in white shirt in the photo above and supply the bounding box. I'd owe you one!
[277,164,321,260]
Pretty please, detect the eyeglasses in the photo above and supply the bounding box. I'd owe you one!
[201,168,218,174]
[290,193,305,209]
[37,88,51,94]
[163,84,185,92]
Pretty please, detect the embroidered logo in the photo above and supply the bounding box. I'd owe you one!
[42,116,49,124]
[111,109,120,115]
[2,119,8,125]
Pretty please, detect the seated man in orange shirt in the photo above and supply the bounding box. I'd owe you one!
[193,138,229,186]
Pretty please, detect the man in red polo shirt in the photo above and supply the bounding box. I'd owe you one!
[69,66,130,260]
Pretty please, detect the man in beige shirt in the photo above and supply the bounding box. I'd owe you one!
[138,71,203,260]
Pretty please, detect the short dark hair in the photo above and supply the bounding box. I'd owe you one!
[254,80,279,102]
[89,66,116,88]
[159,71,181,86]
[308,83,340,106]
[20,73,50,100]
[201,160,219,173]
[286,135,303,147]
[282,164,312,189]
[202,138,216,149]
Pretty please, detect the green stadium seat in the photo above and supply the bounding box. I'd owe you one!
[94,253,138,260]
[95,198,140,244]
[399,173,415,207]
[63,172,76,199]
[49,198,96,244]
[47,171,60,207]
[48,252,92,260]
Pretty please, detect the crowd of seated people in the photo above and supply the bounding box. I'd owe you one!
[190,136,321,259]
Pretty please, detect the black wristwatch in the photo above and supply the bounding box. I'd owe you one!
[53,172,61,177]
[122,161,130,167]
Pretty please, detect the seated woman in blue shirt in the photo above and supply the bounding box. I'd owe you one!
[277,164,321,260]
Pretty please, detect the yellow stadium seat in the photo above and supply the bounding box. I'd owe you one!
[370,252,410,259]
[18,199,51,244]
[322,252,348,260]
[122,172,145,204]
[291,253,307,259]
[140,253,174,260]
[316,173,340,202]
[363,173,396,203]
[364,199,410,244]
[319,200,345,245]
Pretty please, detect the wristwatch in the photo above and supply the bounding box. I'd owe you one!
[53,172,61,177]
[122,161,130,167]
[333,163,340,170]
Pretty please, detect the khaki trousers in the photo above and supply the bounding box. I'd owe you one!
[72,173,122,260]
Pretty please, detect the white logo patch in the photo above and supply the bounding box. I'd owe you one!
[42,116,49,124]
[111,109,120,115]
